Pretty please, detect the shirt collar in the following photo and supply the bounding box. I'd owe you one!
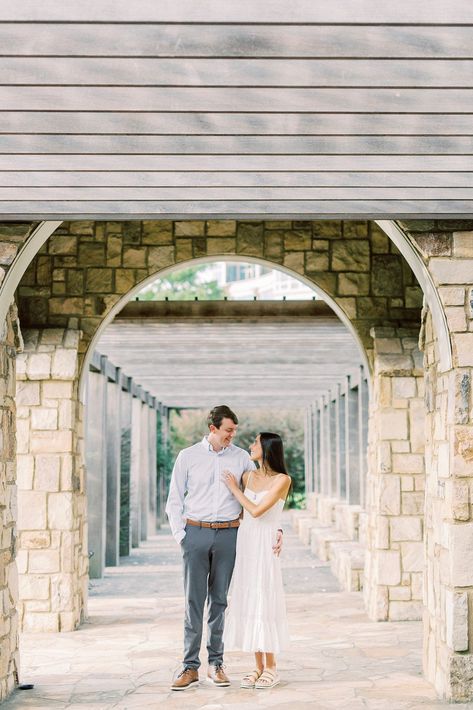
[202,436,228,454]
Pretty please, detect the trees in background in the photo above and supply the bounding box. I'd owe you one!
[169,408,306,507]
[138,265,224,301]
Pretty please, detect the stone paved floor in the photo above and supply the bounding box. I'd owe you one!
[3,517,469,709]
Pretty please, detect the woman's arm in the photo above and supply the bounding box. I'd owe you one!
[223,470,291,518]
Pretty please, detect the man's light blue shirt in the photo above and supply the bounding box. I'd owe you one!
[165,436,256,544]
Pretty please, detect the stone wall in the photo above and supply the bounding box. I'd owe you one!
[364,328,425,621]
[18,220,423,368]
[402,223,473,701]
[0,307,20,701]
[16,328,88,632]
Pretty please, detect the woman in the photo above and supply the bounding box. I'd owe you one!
[222,432,291,690]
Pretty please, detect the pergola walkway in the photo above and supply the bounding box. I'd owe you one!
[4,517,446,709]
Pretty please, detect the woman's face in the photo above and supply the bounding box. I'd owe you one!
[249,434,263,461]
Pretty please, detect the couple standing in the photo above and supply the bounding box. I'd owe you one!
[165,404,291,690]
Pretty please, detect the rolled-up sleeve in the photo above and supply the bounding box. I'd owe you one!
[165,451,187,544]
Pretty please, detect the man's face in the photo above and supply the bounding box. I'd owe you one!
[209,417,237,448]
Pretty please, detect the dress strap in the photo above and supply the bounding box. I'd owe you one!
[246,469,253,490]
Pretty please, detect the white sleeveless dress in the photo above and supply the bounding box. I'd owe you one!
[223,480,290,653]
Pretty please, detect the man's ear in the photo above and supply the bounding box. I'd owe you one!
[209,424,217,434]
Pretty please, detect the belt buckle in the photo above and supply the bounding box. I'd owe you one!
[210,521,218,529]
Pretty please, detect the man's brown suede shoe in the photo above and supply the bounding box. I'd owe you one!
[171,667,199,691]
[207,664,231,687]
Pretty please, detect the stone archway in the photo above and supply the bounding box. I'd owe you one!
[1,217,472,701]
[11,219,424,626]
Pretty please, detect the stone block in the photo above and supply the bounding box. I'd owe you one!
[392,377,417,399]
[206,220,236,236]
[236,223,264,256]
[389,585,411,601]
[16,382,40,406]
[58,400,73,429]
[446,590,468,652]
[392,454,424,474]
[30,430,72,454]
[332,240,370,272]
[438,286,466,306]
[446,306,467,333]
[85,267,113,292]
[337,272,370,296]
[390,516,423,542]
[284,229,311,251]
[388,600,422,621]
[48,493,74,530]
[401,541,424,572]
[379,475,401,515]
[22,612,59,633]
[449,522,473,587]
[26,353,51,380]
[312,220,341,239]
[17,455,34,490]
[31,408,58,431]
[141,220,172,243]
[17,490,47,530]
[147,245,175,268]
[42,381,73,399]
[379,410,408,440]
[34,455,60,491]
[401,492,424,515]
[305,251,329,272]
[206,237,236,255]
[18,574,49,600]
[377,550,401,585]
[371,255,403,296]
[175,221,205,237]
[28,550,60,574]
[453,231,473,258]
[20,531,51,549]
[430,258,473,285]
[60,611,77,631]
[51,349,77,379]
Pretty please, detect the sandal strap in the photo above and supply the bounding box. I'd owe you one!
[257,670,277,683]
[243,669,262,682]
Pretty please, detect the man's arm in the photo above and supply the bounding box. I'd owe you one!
[165,452,187,544]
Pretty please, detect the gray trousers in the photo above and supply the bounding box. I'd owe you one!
[181,523,238,669]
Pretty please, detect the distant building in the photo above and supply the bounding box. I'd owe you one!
[206,262,315,300]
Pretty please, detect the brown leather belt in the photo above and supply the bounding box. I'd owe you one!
[186,518,240,529]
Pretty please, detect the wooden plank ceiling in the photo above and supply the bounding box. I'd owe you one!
[96,303,363,408]
[1,1,473,219]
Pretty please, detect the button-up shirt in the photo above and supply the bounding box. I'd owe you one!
[165,436,255,543]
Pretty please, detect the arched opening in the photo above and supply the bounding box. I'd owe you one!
[4,218,454,708]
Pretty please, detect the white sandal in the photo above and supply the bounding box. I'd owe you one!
[240,669,263,688]
[255,669,280,689]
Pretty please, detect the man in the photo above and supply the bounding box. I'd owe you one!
[166,405,283,691]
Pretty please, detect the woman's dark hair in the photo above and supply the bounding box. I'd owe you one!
[207,405,238,429]
[259,432,289,475]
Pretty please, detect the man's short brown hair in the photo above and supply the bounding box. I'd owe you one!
[207,405,238,429]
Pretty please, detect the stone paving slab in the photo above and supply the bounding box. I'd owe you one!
[2,518,461,709]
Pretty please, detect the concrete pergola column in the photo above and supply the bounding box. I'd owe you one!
[119,378,132,557]
[139,398,150,542]
[85,364,107,579]
[147,404,158,535]
[105,369,122,567]
[345,376,361,505]
[130,391,143,548]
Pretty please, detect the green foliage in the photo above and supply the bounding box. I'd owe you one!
[138,265,225,301]
[169,407,306,508]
